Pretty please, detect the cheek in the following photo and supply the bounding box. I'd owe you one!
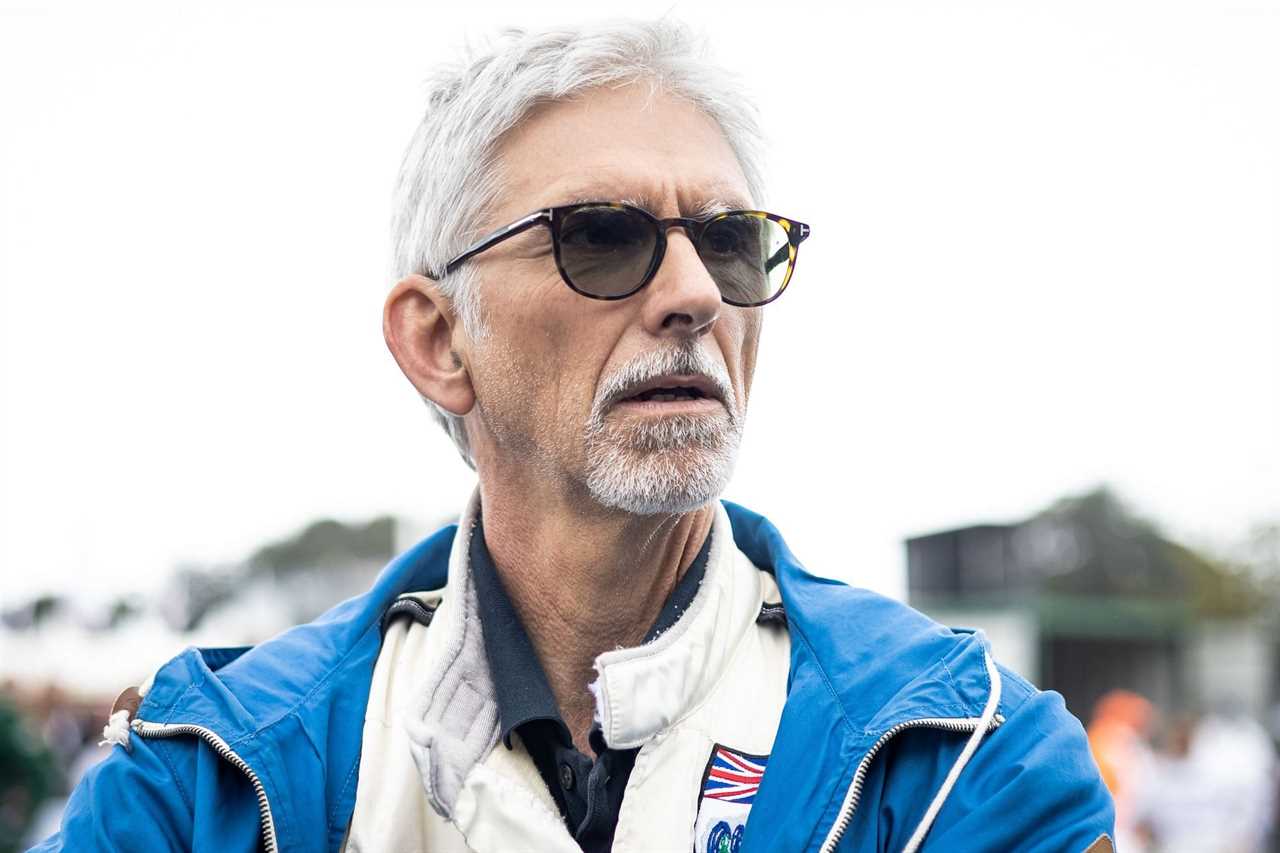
[476,267,636,432]
[720,311,762,395]
[470,334,532,414]
[742,318,761,394]
[481,283,564,379]
[482,302,602,424]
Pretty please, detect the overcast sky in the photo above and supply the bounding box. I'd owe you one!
[1,0,1276,606]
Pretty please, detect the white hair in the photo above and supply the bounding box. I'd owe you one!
[390,18,768,467]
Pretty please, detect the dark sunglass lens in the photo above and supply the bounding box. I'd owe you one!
[698,213,793,306]
[557,206,658,298]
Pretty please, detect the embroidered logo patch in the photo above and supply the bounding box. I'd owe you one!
[693,744,769,853]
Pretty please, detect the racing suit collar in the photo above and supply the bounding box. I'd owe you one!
[591,500,768,750]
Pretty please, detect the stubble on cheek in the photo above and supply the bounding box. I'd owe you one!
[732,313,762,420]
[470,333,539,456]
[468,328,589,479]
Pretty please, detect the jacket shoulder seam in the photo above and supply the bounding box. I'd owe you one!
[994,663,1038,719]
[148,673,202,726]
[786,615,859,738]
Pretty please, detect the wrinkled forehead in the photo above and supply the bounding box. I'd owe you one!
[488,84,755,225]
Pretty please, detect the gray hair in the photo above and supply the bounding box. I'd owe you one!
[390,18,768,467]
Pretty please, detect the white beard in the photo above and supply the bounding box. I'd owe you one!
[582,347,743,515]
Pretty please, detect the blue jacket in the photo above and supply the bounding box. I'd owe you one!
[33,502,1114,852]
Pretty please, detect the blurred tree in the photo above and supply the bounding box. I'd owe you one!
[29,597,64,629]
[158,516,403,631]
[246,516,396,578]
[0,696,60,853]
[105,597,142,630]
[1028,487,1265,617]
[1241,521,1279,582]
[162,566,237,633]
[1171,540,1264,619]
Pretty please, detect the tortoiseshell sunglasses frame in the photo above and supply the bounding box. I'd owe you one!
[426,201,811,308]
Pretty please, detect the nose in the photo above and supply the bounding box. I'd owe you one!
[638,226,721,339]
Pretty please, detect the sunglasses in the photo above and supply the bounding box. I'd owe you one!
[429,202,811,307]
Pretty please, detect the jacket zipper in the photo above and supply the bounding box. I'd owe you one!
[818,713,1005,853]
[131,718,279,853]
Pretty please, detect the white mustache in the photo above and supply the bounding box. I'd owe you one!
[593,346,737,415]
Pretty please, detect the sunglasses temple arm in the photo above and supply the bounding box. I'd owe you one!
[439,211,551,277]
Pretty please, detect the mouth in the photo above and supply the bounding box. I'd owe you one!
[611,374,726,415]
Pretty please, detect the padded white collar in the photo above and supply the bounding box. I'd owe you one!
[407,491,767,819]
[591,501,766,749]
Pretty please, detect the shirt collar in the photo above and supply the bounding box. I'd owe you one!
[469,510,712,750]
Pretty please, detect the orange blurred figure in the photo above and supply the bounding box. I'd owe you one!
[1088,689,1155,849]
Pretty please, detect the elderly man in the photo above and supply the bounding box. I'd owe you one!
[37,19,1114,853]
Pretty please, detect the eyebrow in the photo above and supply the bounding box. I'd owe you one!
[559,187,753,217]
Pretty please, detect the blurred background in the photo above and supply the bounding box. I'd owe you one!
[1,0,1276,850]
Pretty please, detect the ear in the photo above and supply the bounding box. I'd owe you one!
[383,274,476,417]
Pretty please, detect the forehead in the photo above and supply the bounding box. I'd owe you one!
[491,83,753,220]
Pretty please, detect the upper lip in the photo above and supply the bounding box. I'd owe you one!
[618,373,724,404]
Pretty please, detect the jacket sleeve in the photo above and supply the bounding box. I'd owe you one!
[28,732,264,853]
[27,738,195,853]
[906,676,1116,853]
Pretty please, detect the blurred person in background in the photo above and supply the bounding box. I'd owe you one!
[1088,689,1157,851]
[1134,709,1277,853]
[31,18,1114,853]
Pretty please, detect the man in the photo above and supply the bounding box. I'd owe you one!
[35,19,1114,853]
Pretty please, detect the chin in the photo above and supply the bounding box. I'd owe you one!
[583,442,738,516]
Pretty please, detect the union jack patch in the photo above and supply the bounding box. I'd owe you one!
[693,744,769,852]
[702,745,767,803]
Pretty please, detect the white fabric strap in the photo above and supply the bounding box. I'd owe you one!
[98,709,132,751]
[901,648,1003,853]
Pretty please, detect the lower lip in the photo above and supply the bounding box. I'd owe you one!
[612,396,724,415]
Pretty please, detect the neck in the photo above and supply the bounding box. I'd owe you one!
[476,478,714,751]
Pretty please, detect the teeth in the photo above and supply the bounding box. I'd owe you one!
[630,386,707,402]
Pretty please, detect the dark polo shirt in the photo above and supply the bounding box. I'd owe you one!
[469,512,711,853]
